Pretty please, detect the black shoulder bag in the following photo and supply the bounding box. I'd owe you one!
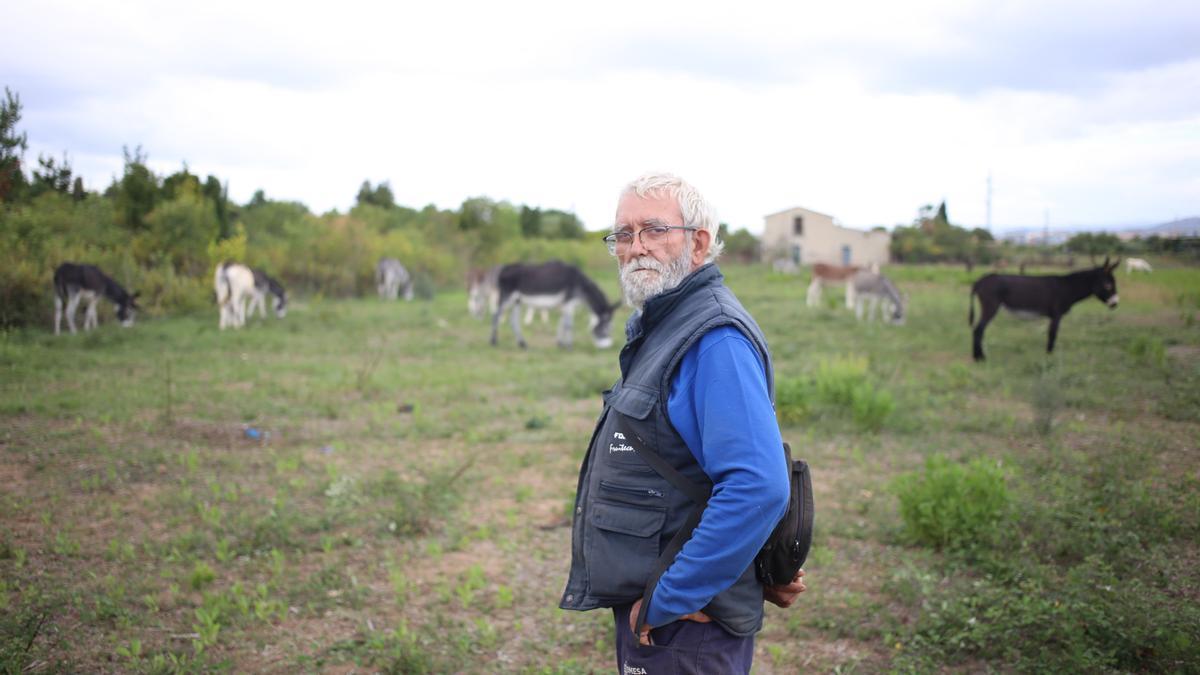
[630,441,814,630]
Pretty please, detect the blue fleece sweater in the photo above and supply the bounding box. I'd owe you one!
[644,325,790,627]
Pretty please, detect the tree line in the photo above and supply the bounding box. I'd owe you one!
[0,87,620,330]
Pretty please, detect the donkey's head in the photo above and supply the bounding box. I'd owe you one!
[1093,257,1120,309]
[117,292,140,327]
[888,296,907,325]
[273,291,288,318]
[589,300,622,349]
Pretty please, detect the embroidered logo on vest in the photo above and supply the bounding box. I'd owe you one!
[609,430,636,454]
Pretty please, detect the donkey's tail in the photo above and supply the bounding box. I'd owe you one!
[968,286,976,326]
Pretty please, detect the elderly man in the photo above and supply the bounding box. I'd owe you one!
[560,172,806,674]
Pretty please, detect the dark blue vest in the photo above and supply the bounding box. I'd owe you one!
[559,264,775,636]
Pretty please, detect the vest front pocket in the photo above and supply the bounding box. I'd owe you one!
[586,501,667,600]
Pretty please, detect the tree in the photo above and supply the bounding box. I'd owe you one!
[0,87,28,202]
[111,146,159,230]
[520,205,541,237]
[1065,232,1123,263]
[890,200,996,264]
[718,223,760,263]
[141,183,220,275]
[29,152,73,198]
[356,180,395,209]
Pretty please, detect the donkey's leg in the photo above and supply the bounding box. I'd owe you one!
[972,301,1000,361]
[491,293,515,346]
[524,306,536,325]
[854,296,865,320]
[54,295,63,335]
[557,304,576,349]
[1046,316,1061,354]
[65,293,82,333]
[84,297,99,331]
[806,279,821,307]
[509,301,528,349]
[845,282,856,310]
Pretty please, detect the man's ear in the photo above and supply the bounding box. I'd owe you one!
[691,229,711,267]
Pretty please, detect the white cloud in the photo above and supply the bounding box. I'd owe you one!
[7,0,1198,233]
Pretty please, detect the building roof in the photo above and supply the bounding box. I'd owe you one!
[764,205,835,219]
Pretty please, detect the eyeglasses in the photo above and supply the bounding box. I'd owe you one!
[603,225,697,255]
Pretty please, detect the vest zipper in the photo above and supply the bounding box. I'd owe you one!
[599,480,664,498]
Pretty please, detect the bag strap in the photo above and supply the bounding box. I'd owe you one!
[629,441,710,631]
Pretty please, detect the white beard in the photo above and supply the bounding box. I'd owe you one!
[619,246,693,310]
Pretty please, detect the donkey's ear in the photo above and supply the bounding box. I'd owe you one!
[610,300,624,312]
[1109,258,1121,272]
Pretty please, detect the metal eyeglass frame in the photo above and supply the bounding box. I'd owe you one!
[603,225,698,255]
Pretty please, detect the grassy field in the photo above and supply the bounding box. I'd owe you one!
[2,262,1199,673]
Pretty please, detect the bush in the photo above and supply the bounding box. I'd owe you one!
[776,355,894,431]
[1127,334,1166,369]
[775,377,811,425]
[893,557,1200,673]
[893,454,1010,551]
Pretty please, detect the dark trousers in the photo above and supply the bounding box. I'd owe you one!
[612,603,755,675]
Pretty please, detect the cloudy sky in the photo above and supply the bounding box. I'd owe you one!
[5,0,1198,233]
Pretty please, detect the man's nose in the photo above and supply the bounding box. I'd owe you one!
[628,231,649,256]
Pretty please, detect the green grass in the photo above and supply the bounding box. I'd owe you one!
[2,262,1198,672]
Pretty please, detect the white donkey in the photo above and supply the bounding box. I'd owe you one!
[214,262,257,329]
[1125,257,1153,274]
[376,257,414,301]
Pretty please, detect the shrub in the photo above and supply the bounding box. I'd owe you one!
[849,382,894,432]
[775,377,811,425]
[781,354,895,431]
[893,454,1010,551]
[1126,334,1166,369]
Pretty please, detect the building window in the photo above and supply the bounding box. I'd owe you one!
[841,245,852,266]
[791,245,802,264]
[793,216,804,235]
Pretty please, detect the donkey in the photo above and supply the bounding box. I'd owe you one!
[807,263,861,309]
[376,257,414,301]
[851,271,905,324]
[468,265,549,324]
[969,257,1120,361]
[467,266,500,319]
[53,263,139,334]
[248,269,287,319]
[489,261,620,349]
[214,262,257,329]
[1125,257,1153,274]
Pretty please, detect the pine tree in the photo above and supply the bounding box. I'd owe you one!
[0,87,29,202]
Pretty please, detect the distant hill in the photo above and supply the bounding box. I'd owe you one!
[998,216,1200,243]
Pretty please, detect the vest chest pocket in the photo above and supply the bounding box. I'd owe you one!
[600,384,658,472]
[585,501,666,600]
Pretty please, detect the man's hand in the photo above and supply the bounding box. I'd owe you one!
[764,569,807,608]
[629,598,713,646]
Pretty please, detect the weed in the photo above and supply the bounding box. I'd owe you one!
[893,454,1010,552]
[189,561,216,590]
[1127,334,1167,369]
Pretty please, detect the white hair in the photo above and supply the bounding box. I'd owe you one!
[619,172,724,263]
